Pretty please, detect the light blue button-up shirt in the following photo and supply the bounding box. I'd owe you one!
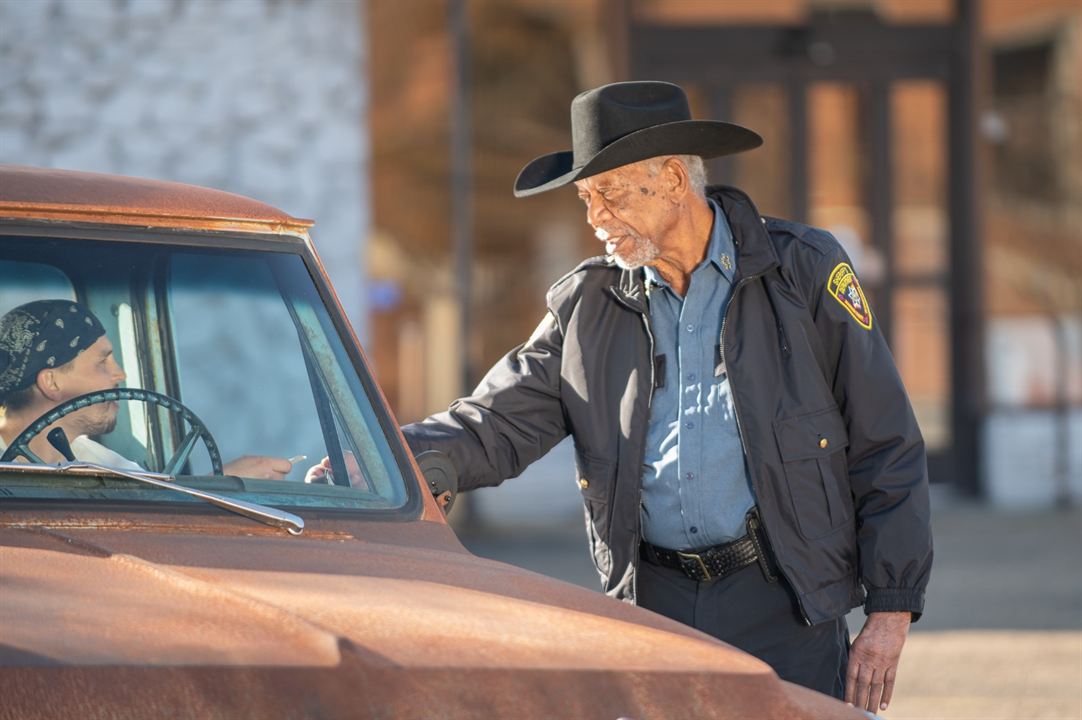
[640,199,756,551]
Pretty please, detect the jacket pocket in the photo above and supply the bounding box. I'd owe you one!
[773,406,853,541]
[574,450,616,576]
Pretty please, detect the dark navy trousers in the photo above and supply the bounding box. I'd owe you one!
[636,556,850,699]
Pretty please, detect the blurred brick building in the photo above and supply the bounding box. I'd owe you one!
[368,0,1081,509]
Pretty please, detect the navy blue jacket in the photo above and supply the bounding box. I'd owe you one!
[403,185,933,625]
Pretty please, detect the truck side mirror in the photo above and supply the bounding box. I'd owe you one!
[415,450,458,515]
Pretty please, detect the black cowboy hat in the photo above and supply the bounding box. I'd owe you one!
[513,81,762,198]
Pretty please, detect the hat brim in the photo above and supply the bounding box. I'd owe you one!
[513,120,762,198]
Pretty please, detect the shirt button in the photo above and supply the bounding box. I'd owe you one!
[690,526,699,534]
[686,324,695,332]
[686,472,694,480]
[819,438,829,449]
[578,477,589,490]
[687,373,695,381]
[685,421,694,429]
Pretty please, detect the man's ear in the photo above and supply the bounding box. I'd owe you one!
[36,368,64,403]
[662,157,689,199]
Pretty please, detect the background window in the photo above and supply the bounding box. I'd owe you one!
[0,261,75,316]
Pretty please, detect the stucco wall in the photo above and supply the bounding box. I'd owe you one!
[0,0,370,473]
[0,0,369,335]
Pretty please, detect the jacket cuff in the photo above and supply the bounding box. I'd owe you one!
[864,587,925,622]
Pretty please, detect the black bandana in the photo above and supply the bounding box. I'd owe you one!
[0,300,106,402]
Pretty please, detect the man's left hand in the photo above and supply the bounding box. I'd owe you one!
[845,610,910,714]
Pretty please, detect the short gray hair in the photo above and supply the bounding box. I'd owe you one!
[645,155,707,196]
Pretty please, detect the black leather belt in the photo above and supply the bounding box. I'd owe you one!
[641,535,759,582]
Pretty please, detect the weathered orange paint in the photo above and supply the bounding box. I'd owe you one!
[0,513,861,719]
[0,164,313,235]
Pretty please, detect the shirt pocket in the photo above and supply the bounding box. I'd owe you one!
[773,406,853,541]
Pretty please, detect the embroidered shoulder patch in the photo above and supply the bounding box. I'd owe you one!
[826,262,873,330]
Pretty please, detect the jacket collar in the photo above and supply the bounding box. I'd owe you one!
[707,185,779,281]
[611,264,648,314]
[607,185,778,312]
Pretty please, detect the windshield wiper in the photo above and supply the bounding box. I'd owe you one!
[0,461,304,535]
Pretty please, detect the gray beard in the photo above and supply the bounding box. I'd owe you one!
[598,226,660,270]
[609,236,660,270]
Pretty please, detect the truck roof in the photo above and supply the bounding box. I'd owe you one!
[0,165,314,235]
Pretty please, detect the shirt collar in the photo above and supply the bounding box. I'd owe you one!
[643,198,737,289]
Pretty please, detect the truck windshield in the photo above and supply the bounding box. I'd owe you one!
[0,234,411,514]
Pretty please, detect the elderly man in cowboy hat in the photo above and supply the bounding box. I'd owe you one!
[403,81,932,712]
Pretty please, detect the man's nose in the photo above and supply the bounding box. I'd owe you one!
[585,197,611,228]
[113,362,126,384]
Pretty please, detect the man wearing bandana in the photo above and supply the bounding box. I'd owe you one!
[0,299,291,479]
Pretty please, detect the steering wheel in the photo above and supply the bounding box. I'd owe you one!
[0,387,223,476]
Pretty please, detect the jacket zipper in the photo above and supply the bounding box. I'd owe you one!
[634,307,656,602]
[721,275,812,626]
[610,284,656,604]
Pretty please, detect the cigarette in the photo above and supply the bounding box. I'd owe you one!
[288,455,307,465]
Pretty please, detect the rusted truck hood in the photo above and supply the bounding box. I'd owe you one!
[0,520,858,719]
